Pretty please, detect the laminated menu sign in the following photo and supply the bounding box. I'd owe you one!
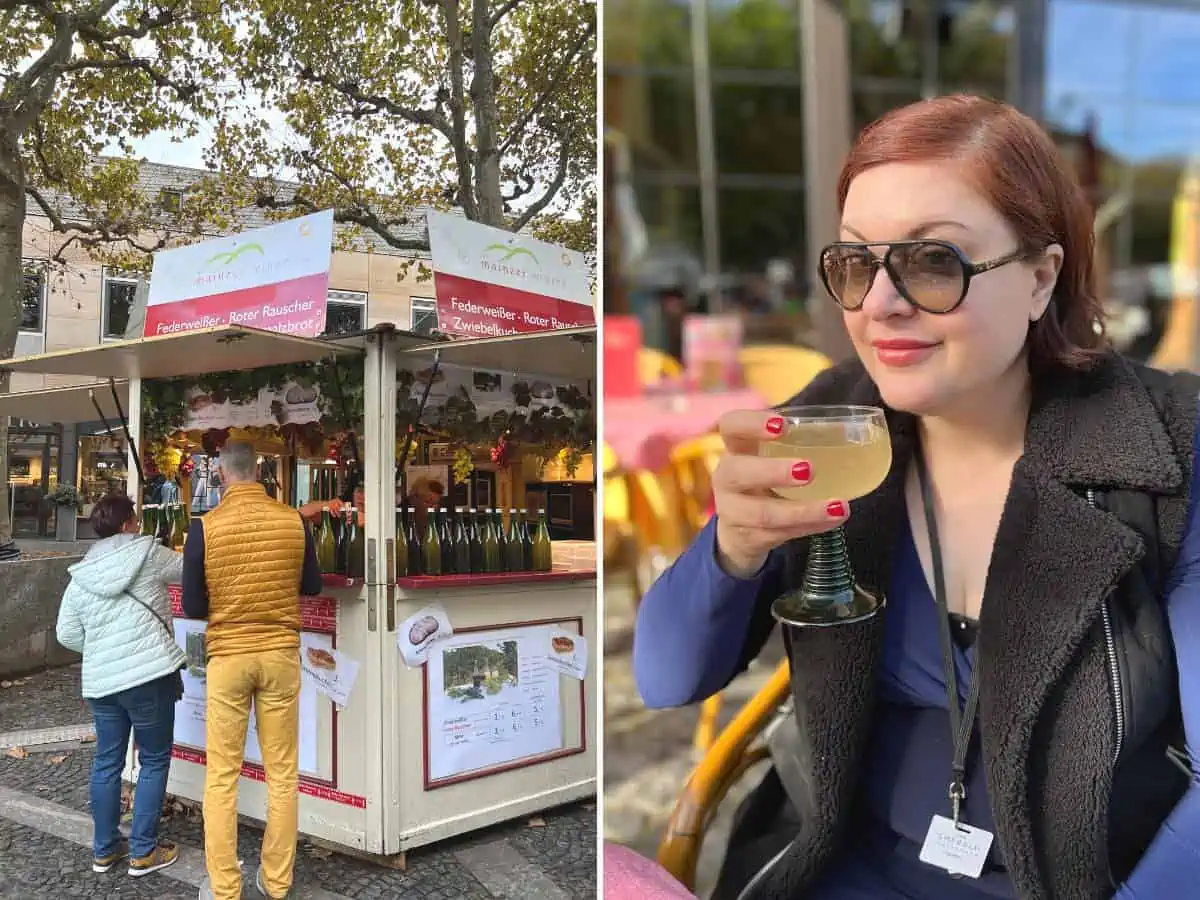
[426,626,563,782]
[174,619,324,773]
[301,646,360,710]
[543,627,587,681]
[398,604,454,668]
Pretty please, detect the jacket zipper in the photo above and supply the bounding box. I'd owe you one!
[1085,487,1126,765]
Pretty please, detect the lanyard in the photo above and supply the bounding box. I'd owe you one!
[914,447,983,827]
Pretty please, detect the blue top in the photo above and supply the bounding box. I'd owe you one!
[634,445,1200,899]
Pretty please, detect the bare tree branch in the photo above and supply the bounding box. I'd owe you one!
[488,0,523,31]
[253,190,428,252]
[296,66,453,139]
[27,184,171,262]
[511,129,571,231]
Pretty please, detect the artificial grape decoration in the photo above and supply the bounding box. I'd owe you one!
[452,447,474,484]
[489,434,511,469]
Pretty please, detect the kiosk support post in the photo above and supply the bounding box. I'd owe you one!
[125,376,142,502]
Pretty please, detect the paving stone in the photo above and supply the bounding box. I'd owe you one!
[0,817,195,900]
[0,664,90,733]
[0,665,597,899]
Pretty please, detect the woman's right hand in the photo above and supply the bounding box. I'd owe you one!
[712,410,850,578]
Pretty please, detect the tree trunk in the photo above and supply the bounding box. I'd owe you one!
[0,143,25,554]
[470,0,504,227]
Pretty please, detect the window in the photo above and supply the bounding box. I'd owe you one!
[102,270,139,340]
[158,189,182,217]
[20,262,45,333]
[410,297,438,336]
[324,290,367,336]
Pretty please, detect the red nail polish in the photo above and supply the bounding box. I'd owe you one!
[826,500,847,518]
[791,461,811,482]
[765,416,784,435]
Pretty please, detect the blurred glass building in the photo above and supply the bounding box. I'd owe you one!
[605,0,1200,361]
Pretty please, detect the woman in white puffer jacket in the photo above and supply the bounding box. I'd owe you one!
[56,493,185,880]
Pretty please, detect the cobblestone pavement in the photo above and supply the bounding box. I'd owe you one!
[603,576,784,899]
[0,667,596,900]
[0,665,91,731]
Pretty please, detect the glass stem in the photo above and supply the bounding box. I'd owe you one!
[800,525,855,609]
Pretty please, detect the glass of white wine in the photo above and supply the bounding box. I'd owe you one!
[760,405,891,627]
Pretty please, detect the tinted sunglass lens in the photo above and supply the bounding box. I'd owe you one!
[822,247,875,308]
[893,243,966,312]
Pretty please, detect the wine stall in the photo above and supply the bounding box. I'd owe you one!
[0,322,597,860]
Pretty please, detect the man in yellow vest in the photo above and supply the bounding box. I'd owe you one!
[182,441,322,900]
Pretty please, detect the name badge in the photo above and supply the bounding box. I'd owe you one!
[918,814,995,879]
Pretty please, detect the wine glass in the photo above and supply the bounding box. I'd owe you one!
[760,405,891,627]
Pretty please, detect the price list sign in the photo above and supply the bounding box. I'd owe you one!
[426,626,563,782]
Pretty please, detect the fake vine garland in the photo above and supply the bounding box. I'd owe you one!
[143,362,593,481]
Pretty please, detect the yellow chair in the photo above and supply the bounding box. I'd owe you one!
[639,347,683,385]
[738,344,833,406]
[657,660,792,891]
[602,444,636,571]
[668,432,725,539]
[603,443,689,608]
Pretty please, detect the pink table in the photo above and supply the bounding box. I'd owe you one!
[604,843,697,899]
[604,388,765,471]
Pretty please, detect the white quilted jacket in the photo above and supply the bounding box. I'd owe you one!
[56,533,186,699]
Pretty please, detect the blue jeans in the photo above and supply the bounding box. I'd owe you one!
[87,672,178,858]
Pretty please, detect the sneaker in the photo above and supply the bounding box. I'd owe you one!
[198,876,214,899]
[256,864,292,899]
[92,839,129,873]
[128,840,179,877]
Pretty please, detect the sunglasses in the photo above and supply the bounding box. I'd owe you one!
[818,239,1030,314]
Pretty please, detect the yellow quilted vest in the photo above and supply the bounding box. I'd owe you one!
[202,483,306,657]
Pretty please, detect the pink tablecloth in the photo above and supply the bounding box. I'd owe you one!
[604,843,697,899]
[605,389,765,471]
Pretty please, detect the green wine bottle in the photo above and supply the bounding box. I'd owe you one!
[532,508,553,572]
[406,507,422,575]
[440,507,456,574]
[347,507,365,579]
[494,508,509,572]
[519,508,534,571]
[482,508,501,573]
[452,507,471,574]
[504,508,524,572]
[395,507,408,580]
[422,509,443,576]
[317,508,337,573]
[468,508,485,574]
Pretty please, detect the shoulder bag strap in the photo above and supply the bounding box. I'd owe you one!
[120,542,176,643]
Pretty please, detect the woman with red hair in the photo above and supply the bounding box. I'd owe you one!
[633,95,1200,899]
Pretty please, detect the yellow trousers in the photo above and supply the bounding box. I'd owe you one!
[203,648,300,900]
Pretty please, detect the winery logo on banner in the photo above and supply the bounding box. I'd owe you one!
[427,211,594,339]
[144,210,335,338]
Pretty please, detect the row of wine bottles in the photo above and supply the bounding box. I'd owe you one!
[141,503,190,551]
[397,507,553,577]
[315,508,366,579]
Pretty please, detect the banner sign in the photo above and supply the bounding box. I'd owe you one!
[144,210,335,338]
[397,360,588,423]
[426,211,594,338]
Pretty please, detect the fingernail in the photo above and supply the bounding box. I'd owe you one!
[826,500,847,518]
[791,461,811,483]
[765,416,784,435]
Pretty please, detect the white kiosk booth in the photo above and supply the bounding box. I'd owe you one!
[0,323,597,861]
